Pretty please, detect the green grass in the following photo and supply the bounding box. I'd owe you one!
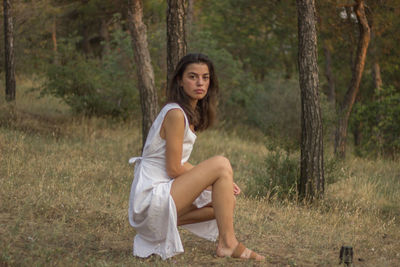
[1,78,400,266]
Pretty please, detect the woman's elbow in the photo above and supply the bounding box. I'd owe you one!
[166,166,182,178]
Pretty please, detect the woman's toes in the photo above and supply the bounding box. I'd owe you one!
[240,248,265,261]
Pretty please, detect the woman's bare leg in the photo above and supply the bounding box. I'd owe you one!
[170,156,264,260]
[177,205,214,226]
[171,156,232,211]
[171,156,235,245]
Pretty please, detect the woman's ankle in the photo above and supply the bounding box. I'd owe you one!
[217,235,238,250]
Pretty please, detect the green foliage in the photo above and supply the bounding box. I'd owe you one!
[324,156,342,185]
[197,0,298,79]
[319,93,338,145]
[41,30,139,117]
[189,28,303,149]
[246,150,299,200]
[188,29,257,120]
[245,149,343,200]
[246,75,301,150]
[190,27,335,150]
[352,86,400,158]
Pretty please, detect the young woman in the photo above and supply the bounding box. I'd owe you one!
[128,53,264,261]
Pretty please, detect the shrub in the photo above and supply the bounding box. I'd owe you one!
[246,75,301,150]
[246,150,299,200]
[41,30,139,118]
[352,85,400,158]
[324,156,342,185]
[246,149,342,200]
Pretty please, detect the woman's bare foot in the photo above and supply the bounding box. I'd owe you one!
[216,241,265,261]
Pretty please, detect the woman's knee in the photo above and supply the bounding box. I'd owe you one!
[212,155,233,177]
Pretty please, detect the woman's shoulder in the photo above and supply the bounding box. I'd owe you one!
[164,108,185,126]
[160,102,185,116]
[160,103,188,128]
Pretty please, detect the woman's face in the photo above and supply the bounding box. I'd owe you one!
[179,63,210,106]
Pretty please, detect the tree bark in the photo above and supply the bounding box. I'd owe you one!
[334,0,370,158]
[296,0,324,201]
[127,0,159,148]
[167,0,187,89]
[3,0,16,102]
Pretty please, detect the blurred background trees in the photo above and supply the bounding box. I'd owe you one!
[1,0,399,158]
[3,0,16,102]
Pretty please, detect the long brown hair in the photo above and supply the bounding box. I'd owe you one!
[167,53,219,132]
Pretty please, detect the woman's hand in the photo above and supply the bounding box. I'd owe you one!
[233,182,241,196]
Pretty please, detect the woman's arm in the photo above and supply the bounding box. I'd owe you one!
[162,109,189,178]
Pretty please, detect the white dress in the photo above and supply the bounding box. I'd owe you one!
[128,103,219,260]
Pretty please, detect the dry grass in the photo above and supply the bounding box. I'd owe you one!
[1,79,399,266]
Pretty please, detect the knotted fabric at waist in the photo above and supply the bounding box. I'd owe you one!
[128,156,165,168]
[128,156,143,165]
[128,155,170,183]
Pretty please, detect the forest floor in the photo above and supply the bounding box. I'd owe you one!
[1,80,400,266]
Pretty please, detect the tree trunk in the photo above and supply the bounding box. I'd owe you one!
[296,0,324,201]
[127,0,159,148]
[82,27,92,56]
[353,114,361,146]
[52,15,58,65]
[372,62,382,90]
[167,0,187,89]
[370,30,382,91]
[283,56,293,80]
[345,6,356,68]
[3,0,16,102]
[334,0,370,158]
[186,0,194,37]
[186,0,194,47]
[100,18,110,56]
